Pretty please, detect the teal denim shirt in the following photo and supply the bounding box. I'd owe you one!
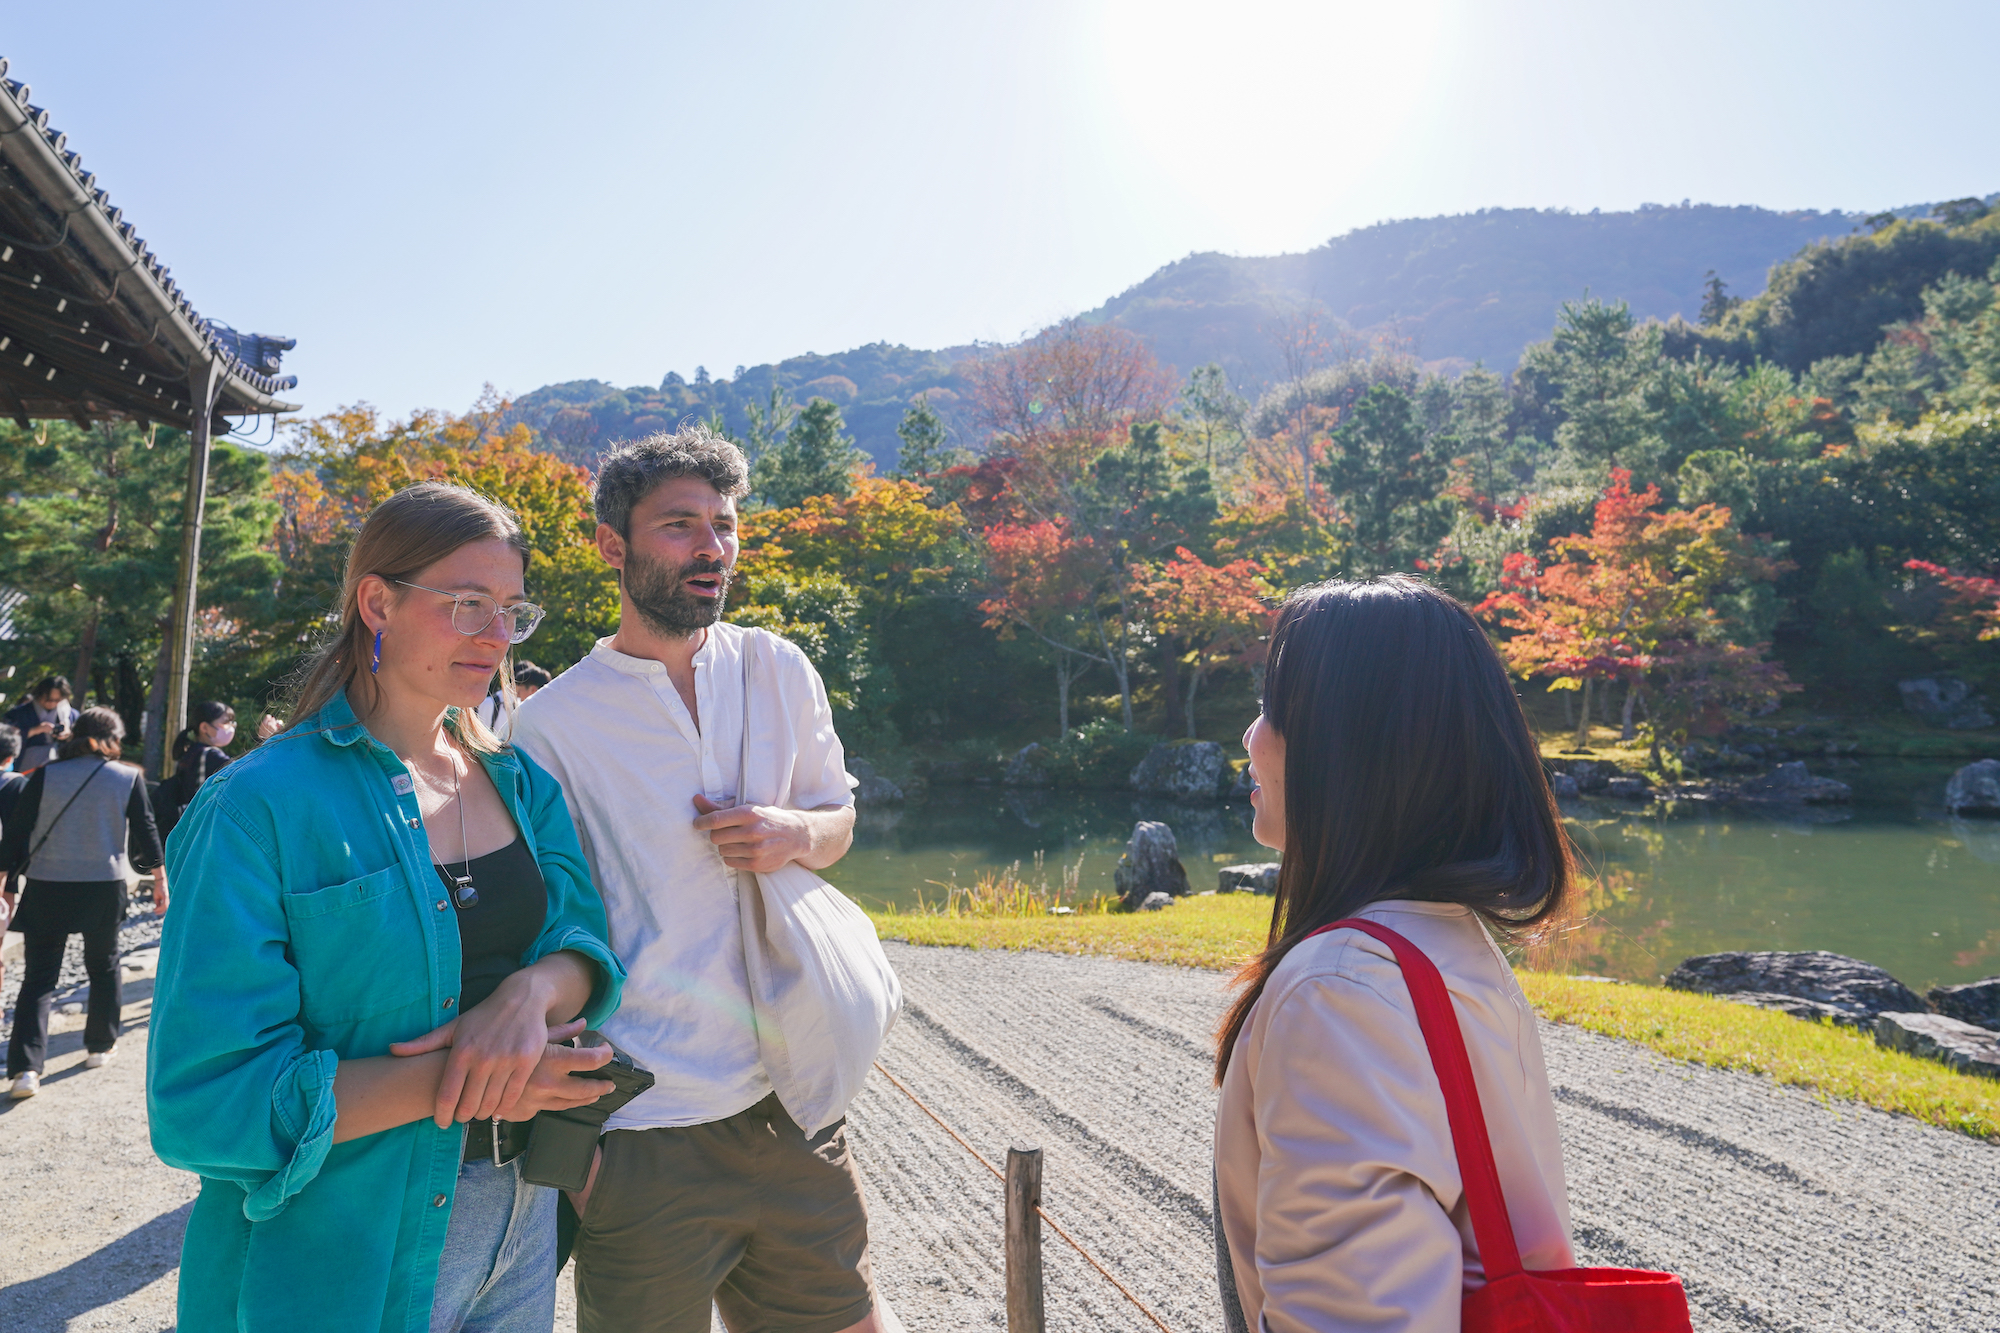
[146,694,626,1333]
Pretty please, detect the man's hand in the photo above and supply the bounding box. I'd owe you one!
[150,868,169,917]
[27,722,52,739]
[691,795,812,873]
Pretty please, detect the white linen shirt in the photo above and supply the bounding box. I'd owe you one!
[510,624,855,1129]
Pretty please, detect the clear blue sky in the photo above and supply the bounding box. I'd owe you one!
[6,1,1996,421]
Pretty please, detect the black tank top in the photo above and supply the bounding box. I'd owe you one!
[435,838,549,1011]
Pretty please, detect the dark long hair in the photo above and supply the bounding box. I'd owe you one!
[1214,576,1573,1081]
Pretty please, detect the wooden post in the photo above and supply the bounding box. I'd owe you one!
[161,359,221,777]
[1006,1144,1045,1333]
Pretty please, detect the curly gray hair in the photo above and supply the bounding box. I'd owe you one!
[593,422,750,536]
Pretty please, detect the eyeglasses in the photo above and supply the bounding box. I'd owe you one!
[394,580,546,643]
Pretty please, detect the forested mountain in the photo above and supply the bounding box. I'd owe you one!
[507,203,1877,467]
[1087,204,1863,378]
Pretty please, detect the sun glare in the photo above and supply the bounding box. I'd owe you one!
[1093,0,1457,251]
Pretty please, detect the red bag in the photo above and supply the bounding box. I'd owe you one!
[1308,919,1693,1332]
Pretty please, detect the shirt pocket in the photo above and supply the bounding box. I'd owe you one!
[282,864,430,1025]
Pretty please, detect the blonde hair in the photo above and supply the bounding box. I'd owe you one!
[284,482,531,755]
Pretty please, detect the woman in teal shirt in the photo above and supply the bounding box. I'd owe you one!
[150,482,627,1333]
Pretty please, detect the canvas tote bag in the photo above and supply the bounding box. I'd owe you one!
[1303,919,1694,1333]
[734,628,902,1135]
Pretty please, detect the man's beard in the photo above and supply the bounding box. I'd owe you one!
[624,549,732,638]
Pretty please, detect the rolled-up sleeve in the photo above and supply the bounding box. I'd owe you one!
[1251,970,1465,1333]
[146,788,339,1221]
[517,752,625,1029]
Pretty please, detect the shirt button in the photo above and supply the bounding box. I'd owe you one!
[442,997,456,1010]
[432,1193,447,1207]
[435,900,448,911]
[408,817,421,829]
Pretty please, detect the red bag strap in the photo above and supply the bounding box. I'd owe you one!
[1304,918,1524,1281]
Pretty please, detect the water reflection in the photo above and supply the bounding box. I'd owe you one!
[824,759,2000,991]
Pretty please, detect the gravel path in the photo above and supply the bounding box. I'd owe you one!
[2,939,1994,1331]
[852,942,1997,1333]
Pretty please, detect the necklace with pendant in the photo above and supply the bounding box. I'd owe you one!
[422,751,479,909]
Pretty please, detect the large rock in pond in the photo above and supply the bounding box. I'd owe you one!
[846,757,905,804]
[1666,950,1926,1023]
[1874,1012,2000,1079]
[1565,760,1613,793]
[1738,761,1851,804]
[1928,976,2000,1031]
[1002,743,1053,788]
[1112,821,1190,909]
[1944,759,2000,817]
[1130,741,1227,801]
[1899,676,1995,730]
[1217,862,1280,894]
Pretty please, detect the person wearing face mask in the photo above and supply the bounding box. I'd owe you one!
[157,702,237,841]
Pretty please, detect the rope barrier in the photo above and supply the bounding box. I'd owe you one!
[872,1060,1177,1333]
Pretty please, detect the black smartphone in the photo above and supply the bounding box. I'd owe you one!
[521,1032,656,1191]
[566,1030,655,1116]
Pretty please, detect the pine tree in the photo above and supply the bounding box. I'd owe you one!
[753,397,865,509]
[893,394,953,479]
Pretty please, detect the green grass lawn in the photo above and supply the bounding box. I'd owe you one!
[867,894,2000,1140]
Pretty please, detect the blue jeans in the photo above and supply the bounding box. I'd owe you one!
[431,1155,558,1333]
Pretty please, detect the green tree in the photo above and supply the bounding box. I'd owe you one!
[742,381,799,464]
[1180,362,1248,471]
[892,394,958,481]
[1524,298,1660,470]
[1315,384,1455,576]
[0,420,279,768]
[752,397,866,509]
[1699,271,1738,326]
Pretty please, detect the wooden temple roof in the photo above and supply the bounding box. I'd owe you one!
[0,55,298,430]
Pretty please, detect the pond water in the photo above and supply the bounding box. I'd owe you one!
[823,759,2000,990]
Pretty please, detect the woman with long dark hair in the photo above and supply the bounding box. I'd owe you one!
[1214,576,1577,1331]
[148,482,627,1332]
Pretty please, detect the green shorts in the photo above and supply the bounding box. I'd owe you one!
[574,1094,875,1333]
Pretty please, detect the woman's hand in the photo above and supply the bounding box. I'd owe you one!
[387,951,601,1127]
[150,868,169,917]
[495,1042,617,1121]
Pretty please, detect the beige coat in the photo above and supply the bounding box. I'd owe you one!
[1214,900,1574,1332]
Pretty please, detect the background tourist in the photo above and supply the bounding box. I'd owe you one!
[1213,577,1576,1331]
[0,722,25,828]
[0,721,22,1004]
[4,675,78,775]
[157,700,237,840]
[478,660,550,740]
[1,707,166,1100]
[147,481,627,1332]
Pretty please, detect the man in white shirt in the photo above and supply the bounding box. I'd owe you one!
[511,425,880,1333]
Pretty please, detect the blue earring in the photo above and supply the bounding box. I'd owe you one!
[370,629,382,675]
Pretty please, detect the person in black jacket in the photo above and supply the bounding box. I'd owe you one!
[157,701,236,840]
[0,721,25,829]
[0,721,23,1003]
[3,675,78,775]
[2,707,167,1099]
